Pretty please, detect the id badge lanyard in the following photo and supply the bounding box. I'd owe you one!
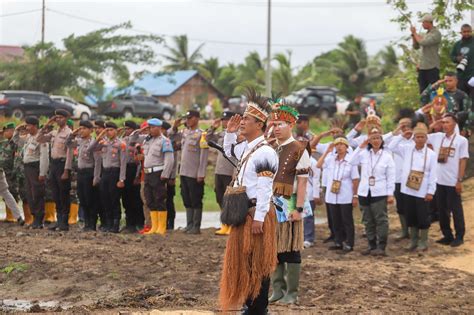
[369,149,383,186]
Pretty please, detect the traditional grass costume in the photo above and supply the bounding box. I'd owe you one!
[219,89,279,314]
[268,101,311,305]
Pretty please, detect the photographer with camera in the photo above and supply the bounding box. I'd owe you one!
[451,24,474,101]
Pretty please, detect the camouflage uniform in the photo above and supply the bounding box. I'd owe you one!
[0,138,19,200]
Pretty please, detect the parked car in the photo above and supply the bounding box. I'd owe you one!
[226,95,248,114]
[286,86,338,119]
[98,95,175,120]
[0,90,74,120]
[50,95,92,121]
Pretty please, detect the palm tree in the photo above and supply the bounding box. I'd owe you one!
[272,51,302,96]
[161,35,204,71]
[199,57,221,84]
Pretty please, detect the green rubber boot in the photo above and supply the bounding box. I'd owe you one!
[417,229,429,251]
[279,263,301,304]
[395,214,409,240]
[269,263,286,303]
[406,227,419,251]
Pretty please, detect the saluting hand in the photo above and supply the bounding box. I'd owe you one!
[211,118,221,129]
[359,138,369,149]
[226,115,241,133]
[354,119,366,132]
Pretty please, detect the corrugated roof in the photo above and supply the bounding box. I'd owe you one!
[133,70,198,97]
[0,45,24,61]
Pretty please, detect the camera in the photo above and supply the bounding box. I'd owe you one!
[457,57,468,72]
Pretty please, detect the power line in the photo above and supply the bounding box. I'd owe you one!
[0,9,42,18]
[47,8,399,48]
[193,0,428,8]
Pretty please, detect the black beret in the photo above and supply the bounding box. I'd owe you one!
[297,114,309,122]
[94,120,105,128]
[25,116,39,126]
[222,111,235,120]
[161,121,171,130]
[186,110,200,118]
[105,121,118,129]
[124,120,138,130]
[54,109,70,117]
[79,120,94,129]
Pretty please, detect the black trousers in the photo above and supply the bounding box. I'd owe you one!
[100,168,122,226]
[403,193,430,229]
[77,168,96,228]
[93,185,105,226]
[122,164,143,226]
[277,251,302,264]
[167,182,176,229]
[245,277,270,315]
[394,183,405,215]
[24,162,45,217]
[180,176,204,209]
[144,171,167,211]
[436,184,465,240]
[328,203,354,247]
[49,160,71,224]
[418,68,440,93]
[215,174,232,209]
[323,188,335,239]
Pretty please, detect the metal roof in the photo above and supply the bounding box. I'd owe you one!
[133,70,198,97]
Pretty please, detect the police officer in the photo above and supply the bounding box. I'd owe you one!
[206,111,236,235]
[130,118,174,235]
[37,109,73,231]
[66,120,98,231]
[93,120,106,231]
[13,117,49,229]
[89,122,127,233]
[170,110,209,234]
[0,123,24,225]
[120,120,143,233]
[161,121,177,230]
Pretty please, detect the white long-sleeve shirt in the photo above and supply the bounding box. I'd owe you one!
[323,154,359,204]
[389,136,438,198]
[224,132,279,222]
[349,147,396,198]
[307,157,321,200]
[346,128,394,148]
[315,142,353,187]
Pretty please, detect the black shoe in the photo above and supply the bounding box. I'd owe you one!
[187,227,201,235]
[436,237,453,245]
[361,248,375,256]
[17,218,25,226]
[341,244,353,254]
[323,236,334,244]
[48,223,59,231]
[99,225,108,232]
[450,239,464,247]
[328,244,343,250]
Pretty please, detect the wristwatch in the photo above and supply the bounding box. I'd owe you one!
[457,178,463,183]
[296,207,303,213]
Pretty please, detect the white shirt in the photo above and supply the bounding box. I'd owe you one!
[224,133,279,222]
[389,136,438,198]
[323,154,359,204]
[307,157,321,200]
[349,147,396,197]
[427,132,469,187]
[315,142,353,187]
[389,135,414,183]
[346,129,394,148]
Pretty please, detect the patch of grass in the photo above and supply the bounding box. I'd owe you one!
[1,263,28,274]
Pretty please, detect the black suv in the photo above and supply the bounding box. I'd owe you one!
[0,90,74,120]
[98,94,175,120]
[286,86,338,119]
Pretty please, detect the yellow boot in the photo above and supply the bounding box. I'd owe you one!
[23,203,34,226]
[215,224,229,235]
[156,211,167,235]
[68,203,79,225]
[44,202,57,223]
[144,211,159,235]
[4,207,17,222]
[225,225,231,235]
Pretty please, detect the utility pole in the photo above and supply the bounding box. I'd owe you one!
[265,0,272,97]
[41,0,45,46]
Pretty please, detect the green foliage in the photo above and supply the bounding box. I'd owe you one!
[380,66,419,117]
[162,35,204,72]
[211,98,223,117]
[1,263,28,274]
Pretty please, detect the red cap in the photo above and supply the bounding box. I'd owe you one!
[140,121,148,129]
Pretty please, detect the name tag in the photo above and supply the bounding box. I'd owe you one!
[369,176,375,186]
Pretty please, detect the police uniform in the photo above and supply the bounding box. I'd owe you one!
[37,109,73,231]
[162,121,177,230]
[89,122,127,233]
[0,123,23,224]
[66,120,98,231]
[169,110,209,234]
[121,120,144,233]
[92,120,106,230]
[206,111,237,235]
[130,118,174,235]
[13,116,49,229]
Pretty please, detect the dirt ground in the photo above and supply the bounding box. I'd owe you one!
[0,180,473,314]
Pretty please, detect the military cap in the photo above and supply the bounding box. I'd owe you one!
[94,120,105,128]
[25,116,39,126]
[2,122,16,130]
[124,120,138,130]
[297,114,309,122]
[221,111,235,120]
[79,120,94,129]
[147,118,163,127]
[161,121,171,130]
[105,121,118,129]
[186,110,200,119]
[55,109,70,117]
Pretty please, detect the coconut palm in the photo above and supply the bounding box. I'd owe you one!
[162,35,204,71]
